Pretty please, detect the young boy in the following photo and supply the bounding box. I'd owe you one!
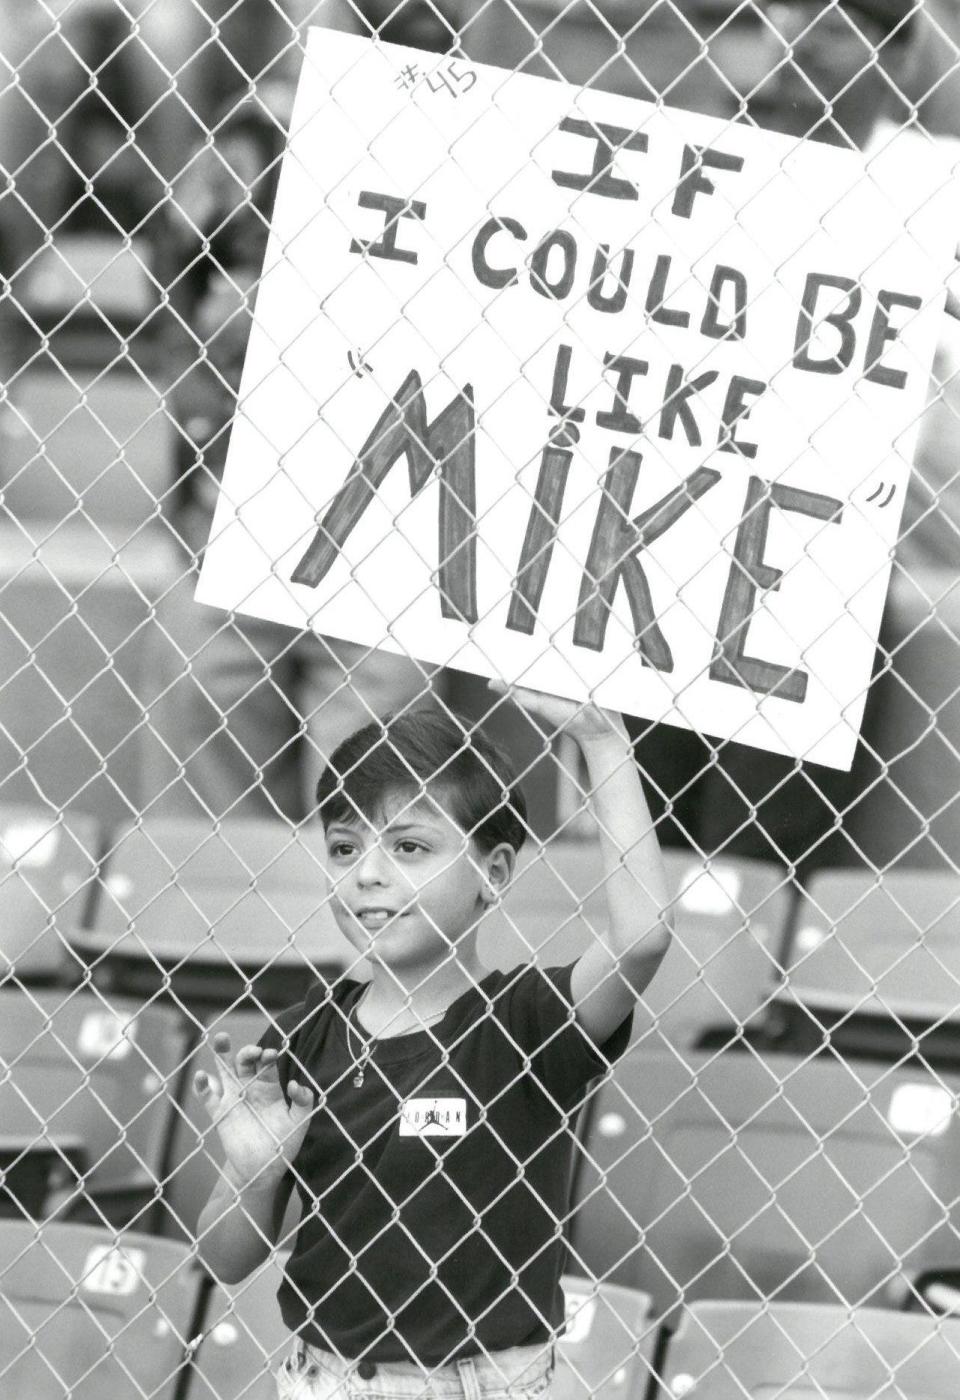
[193,682,673,1397]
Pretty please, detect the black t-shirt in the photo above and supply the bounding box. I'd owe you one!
[259,962,631,1364]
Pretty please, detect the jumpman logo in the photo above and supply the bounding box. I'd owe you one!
[399,1096,468,1138]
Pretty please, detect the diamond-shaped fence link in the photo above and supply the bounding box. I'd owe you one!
[2,1,960,1398]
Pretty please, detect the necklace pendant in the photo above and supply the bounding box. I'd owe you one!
[353,1068,365,1089]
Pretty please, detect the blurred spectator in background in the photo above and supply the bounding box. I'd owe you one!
[673,0,960,872]
[0,1,341,377]
[459,0,754,118]
[139,2,460,824]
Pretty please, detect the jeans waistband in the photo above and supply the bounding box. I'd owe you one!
[293,1340,555,1397]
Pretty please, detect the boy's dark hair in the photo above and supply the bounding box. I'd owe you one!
[316,709,528,854]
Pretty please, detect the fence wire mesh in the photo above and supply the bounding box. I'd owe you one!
[2,1,960,1398]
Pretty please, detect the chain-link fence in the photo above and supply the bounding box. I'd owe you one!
[3,1,960,1397]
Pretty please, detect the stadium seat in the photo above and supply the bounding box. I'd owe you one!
[23,235,154,325]
[640,853,792,1049]
[1,360,171,530]
[0,804,101,981]
[478,840,610,970]
[183,1252,291,1400]
[772,868,960,1061]
[18,233,157,367]
[569,1045,960,1317]
[481,844,792,1047]
[187,1262,655,1400]
[0,518,179,824]
[0,1218,200,1400]
[657,1299,960,1400]
[75,818,359,1006]
[0,986,188,1226]
[554,1278,657,1400]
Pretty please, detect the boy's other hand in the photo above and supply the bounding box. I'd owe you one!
[194,1032,314,1190]
[487,679,628,748]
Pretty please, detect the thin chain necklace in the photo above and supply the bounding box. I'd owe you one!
[346,992,448,1089]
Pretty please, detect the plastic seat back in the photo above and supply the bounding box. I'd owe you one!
[0,806,100,980]
[659,1299,960,1399]
[778,869,960,1053]
[0,1220,199,1400]
[0,987,187,1221]
[556,1278,656,1400]
[81,820,354,1005]
[187,1253,292,1400]
[1,359,168,528]
[100,819,329,913]
[638,854,791,1048]
[571,1046,960,1315]
[482,846,791,1048]
[0,520,177,827]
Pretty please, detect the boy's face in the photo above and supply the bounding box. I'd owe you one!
[323,788,514,971]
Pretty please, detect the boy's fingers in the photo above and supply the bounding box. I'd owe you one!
[194,1069,222,1108]
[287,1079,314,1115]
[235,1045,263,1080]
[492,680,549,714]
[210,1031,244,1087]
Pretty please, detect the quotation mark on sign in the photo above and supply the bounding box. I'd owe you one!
[866,482,896,509]
[347,349,373,378]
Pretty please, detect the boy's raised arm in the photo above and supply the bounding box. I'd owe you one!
[491,683,674,1047]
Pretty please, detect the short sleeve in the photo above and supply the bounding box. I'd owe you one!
[256,1002,303,1053]
[501,962,632,1108]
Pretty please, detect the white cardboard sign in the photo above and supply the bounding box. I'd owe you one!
[195,28,957,769]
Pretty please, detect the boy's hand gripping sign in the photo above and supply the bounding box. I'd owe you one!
[195,28,957,769]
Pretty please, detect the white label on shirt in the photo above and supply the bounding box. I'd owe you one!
[399,1097,467,1137]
